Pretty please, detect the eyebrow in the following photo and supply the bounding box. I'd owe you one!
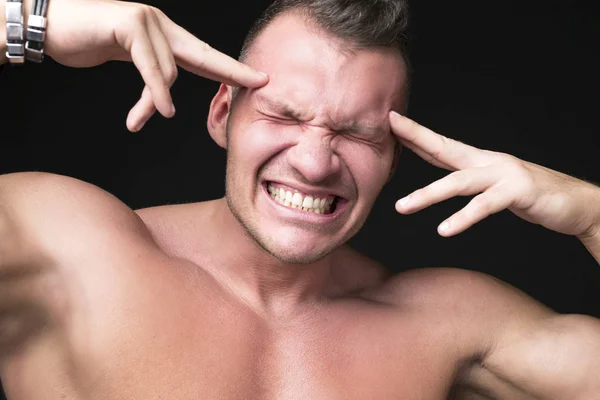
[255,94,307,120]
[255,94,387,137]
[334,120,386,137]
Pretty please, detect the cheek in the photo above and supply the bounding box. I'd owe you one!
[334,140,395,193]
[229,122,300,169]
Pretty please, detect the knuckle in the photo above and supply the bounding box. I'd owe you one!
[440,135,458,152]
[166,66,178,84]
[470,195,491,216]
[446,171,462,186]
[444,172,464,194]
[504,158,533,186]
[194,41,212,69]
[143,61,163,79]
[149,5,168,21]
[198,40,212,54]
[130,4,151,23]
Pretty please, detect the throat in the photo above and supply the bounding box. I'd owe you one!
[201,198,335,316]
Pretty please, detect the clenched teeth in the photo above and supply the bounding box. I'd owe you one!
[267,183,335,214]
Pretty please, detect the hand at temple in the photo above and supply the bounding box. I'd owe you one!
[40,0,268,131]
[390,111,600,241]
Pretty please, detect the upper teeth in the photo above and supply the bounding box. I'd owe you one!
[267,183,334,214]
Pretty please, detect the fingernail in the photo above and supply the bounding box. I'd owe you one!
[398,196,410,207]
[259,71,268,78]
[171,103,176,116]
[390,111,402,117]
[439,221,450,234]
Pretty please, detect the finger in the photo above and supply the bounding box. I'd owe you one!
[126,16,178,131]
[437,185,513,237]
[396,166,498,214]
[126,86,156,132]
[389,111,487,170]
[128,24,174,118]
[155,11,269,88]
[399,138,454,170]
[146,11,178,89]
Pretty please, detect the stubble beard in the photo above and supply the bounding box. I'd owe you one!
[224,166,343,265]
[224,121,347,265]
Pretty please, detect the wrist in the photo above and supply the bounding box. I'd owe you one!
[577,183,600,263]
[1,0,6,64]
[582,183,600,239]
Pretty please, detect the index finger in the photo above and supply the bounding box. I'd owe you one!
[160,15,268,88]
[389,111,486,170]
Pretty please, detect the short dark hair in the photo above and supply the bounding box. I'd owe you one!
[239,0,410,66]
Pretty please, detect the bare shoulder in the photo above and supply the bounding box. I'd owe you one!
[134,200,220,259]
[373,267,553,315]
[371,268,600,399]
[369,267,556,360]
[1,171,155,259]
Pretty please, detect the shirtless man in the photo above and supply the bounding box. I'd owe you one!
[1,0,599,399]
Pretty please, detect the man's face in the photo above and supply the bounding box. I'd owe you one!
[222,13,408,264]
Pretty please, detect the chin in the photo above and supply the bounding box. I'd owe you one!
[244,225,340,264]
[258,239,337,265]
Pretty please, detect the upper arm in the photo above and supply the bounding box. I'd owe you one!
[0,172,154,356]
[482,313,600,399]
[379,267,600,399]
[0,172,152,273]
[430,268,600,399]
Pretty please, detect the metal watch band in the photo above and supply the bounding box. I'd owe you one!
[5,0,25,64]
[25,0,48,63]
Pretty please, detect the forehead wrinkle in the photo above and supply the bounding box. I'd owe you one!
[253,93,312,120]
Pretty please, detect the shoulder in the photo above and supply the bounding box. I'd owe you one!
[373,267,550,313]
[365,267,600,398]
[372,267,555,355]
[134,200,219,256]
[1,171,156,256]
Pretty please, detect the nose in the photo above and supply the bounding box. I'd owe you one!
[286,129,341,183]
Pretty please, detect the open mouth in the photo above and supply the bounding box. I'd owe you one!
[265,181,342,215]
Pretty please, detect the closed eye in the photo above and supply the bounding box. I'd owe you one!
[258,111,301,124]
[340,130,388,149]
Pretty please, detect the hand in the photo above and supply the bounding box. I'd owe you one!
[389,111,600,239]
[41,0,268,131]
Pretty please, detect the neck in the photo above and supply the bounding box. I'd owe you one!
[203,198,335,317]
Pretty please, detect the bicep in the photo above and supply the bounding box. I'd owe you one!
[0,171,153,267]
[483,313,600,399]
[440,269,600,398]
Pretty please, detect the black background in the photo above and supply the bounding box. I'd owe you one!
[1,0,599,398]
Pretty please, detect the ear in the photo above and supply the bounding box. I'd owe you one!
[386,141,402,184]
[207,84,233,149]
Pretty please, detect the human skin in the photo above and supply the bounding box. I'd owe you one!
[2,2,600,400]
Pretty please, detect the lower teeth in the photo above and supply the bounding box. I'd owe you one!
[269,193,332,214]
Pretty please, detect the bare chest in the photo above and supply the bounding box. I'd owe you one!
[2,260,459,400]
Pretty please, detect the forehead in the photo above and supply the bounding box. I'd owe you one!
[243,12,408,122]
